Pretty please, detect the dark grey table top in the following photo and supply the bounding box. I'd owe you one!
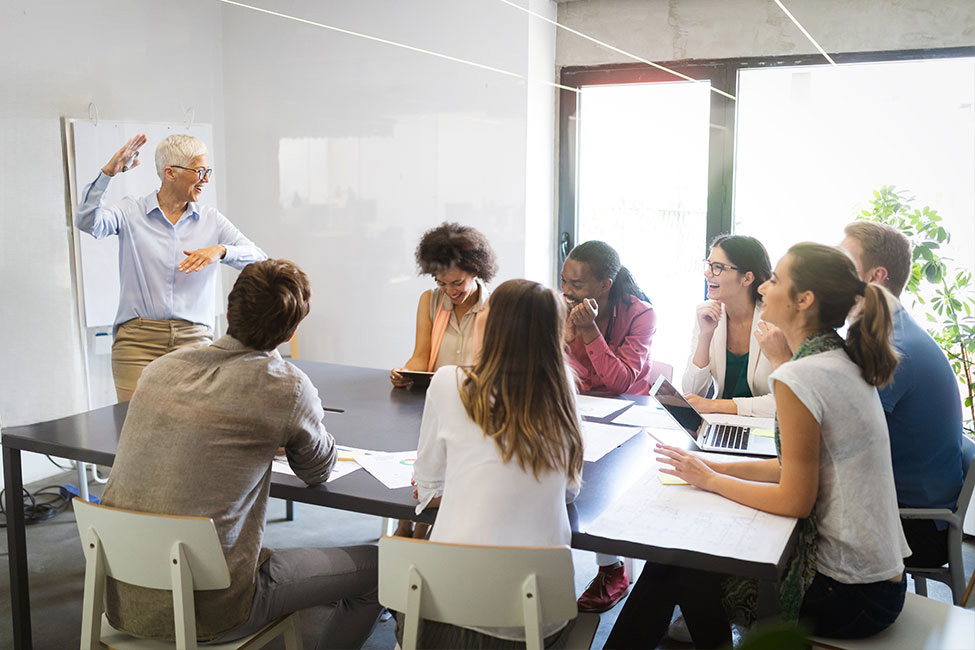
[1,360,795,580]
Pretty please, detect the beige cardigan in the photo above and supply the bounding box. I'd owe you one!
[682,302,775,417]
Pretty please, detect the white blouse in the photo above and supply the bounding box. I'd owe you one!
[413,366,579,640]
[770,349,909,583]
[682,302,775,417]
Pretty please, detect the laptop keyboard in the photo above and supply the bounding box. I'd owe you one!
[709,424,750,450]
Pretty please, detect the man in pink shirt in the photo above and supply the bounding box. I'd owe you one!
[560,240,656,611]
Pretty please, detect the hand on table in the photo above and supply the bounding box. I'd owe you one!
[179,245,225,273]
[755,321,792,369]
[655,443,716,491]
[696,300,722,338]
[101,134,147,177]
[389,368,413,388]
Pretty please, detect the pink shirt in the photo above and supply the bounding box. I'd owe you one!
[566,294,655,395]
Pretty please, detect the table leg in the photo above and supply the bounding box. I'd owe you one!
[4,446,32,649]
[755,578,779,621]
[285,499,294,521]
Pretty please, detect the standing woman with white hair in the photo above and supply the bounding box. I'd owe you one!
[76,134,267,401]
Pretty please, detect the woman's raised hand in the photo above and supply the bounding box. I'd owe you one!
[101,134,148,177]
[696,300,722,337]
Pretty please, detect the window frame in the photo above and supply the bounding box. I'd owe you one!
[556,46,975,269]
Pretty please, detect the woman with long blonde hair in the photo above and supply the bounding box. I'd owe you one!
[404,278,584,648]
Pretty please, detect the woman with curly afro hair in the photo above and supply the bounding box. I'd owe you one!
[390,222,498,388]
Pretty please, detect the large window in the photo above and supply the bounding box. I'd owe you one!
[734,57,975,318]
[560,50,975,383]
[576,81,711,382]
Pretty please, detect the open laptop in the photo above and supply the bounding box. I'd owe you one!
[649,375,777,457]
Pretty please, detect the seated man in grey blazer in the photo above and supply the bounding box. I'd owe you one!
[101,259,381,649]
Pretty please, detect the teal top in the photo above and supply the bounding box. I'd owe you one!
[721,350,752,400]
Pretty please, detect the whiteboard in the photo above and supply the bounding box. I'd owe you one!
[65,120,219,327]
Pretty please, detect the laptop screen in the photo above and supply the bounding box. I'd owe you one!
[651,376,704,439]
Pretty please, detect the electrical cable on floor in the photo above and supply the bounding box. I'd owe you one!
[0,485,71,528]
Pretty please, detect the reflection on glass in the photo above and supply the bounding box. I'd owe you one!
[577,81,711,385]
[734,57,975,319]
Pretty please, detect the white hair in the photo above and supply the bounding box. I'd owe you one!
[155,134,208,181]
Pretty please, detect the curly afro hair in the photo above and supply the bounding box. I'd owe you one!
[415,222,498,282]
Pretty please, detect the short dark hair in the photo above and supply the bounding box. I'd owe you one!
[415,222,498,282]
[710,234,772,301]
[227,259,311,351]
[843,221,911,297]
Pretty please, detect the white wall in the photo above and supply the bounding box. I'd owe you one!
[556,0,975,66]
[0,0,225,483]
[219,0,557,369]
[0,0,558,484]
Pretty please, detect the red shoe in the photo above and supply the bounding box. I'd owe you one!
[577,562,629,612]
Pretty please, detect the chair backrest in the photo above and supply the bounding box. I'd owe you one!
[74,499,231,650]
[74,499,230,590]
[648,361,674,387]
[954,436,975,517]
[378,537,577,650]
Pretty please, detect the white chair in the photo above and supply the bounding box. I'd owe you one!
[808,591,975,650]
[378,536,600,650]
[901,435,975,605]
[74,499,303,650]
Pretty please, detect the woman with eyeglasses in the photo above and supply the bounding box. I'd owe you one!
[682,235,776,418]
[404,279,584,649]
[76,134,266,402]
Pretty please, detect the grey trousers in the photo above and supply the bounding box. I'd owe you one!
[210,545,382,650]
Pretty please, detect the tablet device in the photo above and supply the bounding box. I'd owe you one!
[398,370,435,388]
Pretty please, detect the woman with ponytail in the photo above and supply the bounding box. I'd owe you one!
[606,243,909,648]
[561,240,656,611]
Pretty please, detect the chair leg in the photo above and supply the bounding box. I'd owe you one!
[913,575,928,597]
[283,611,303,650]
[961,568,975,608]
[286,499,294,521]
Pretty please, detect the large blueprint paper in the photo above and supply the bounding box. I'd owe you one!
[584,469,797,564]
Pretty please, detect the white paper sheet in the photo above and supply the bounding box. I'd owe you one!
[584,469,797,564]
[272,457,361,483]
[575,394,635,419]
[611,404,674,429]
[581,422,643,462]
[352,450,418,489]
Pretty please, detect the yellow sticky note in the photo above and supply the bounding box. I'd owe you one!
[752,428,775,438]
[658,473,689,486]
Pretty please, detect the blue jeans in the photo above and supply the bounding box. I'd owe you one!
[800,572,906,639]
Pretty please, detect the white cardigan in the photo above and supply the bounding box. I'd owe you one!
[682,302,775,417]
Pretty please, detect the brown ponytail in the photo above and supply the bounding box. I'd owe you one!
[845,283,898,387]
[787,242,899,387]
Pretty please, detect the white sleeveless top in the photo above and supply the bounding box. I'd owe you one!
[769,349,909,583]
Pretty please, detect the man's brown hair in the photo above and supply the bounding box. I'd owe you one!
[843,221,911,297]
[227,259,310,351]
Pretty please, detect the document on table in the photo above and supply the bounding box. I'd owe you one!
[352,450,417,489]
[576,394,634,419]
[581,421,643,462]
[584,468,796,564]
[272,456,361,483]
[612,403,674,429]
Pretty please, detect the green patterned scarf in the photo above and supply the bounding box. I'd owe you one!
[723,329,845,625]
